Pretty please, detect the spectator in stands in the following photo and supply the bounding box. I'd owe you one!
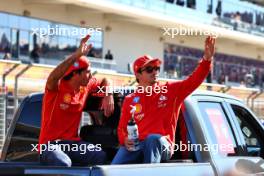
[187,0,196,9]
[3,52,11,60]
[30,45,40,63]
[261,13,264,26]
[253,69,260,87]
[206,71,212,84]
[234,12,241,30]
[240,81,246,88]
[206,71,213,91]
[112,36,215,164]
[2,46,11,60]
[234,11,241,22]
[217,74,225,85]
[105,50,114,60]
[248,12,253,24]
[256,13,262,26]
[38,35,114,167]
[176,0,184,6]
[245,73,254,87]
[207,3,213,14]
[215,0,222,17]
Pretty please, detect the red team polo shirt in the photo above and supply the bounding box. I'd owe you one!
[39,77,100,146]
[117,59,211,153]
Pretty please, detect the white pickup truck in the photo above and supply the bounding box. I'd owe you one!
[0,90,264,176]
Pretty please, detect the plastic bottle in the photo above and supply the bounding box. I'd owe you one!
[127,110,140,151]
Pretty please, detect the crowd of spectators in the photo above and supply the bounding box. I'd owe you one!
[164,44,264,88]
[223,12,264,27]
[163,0,264,34]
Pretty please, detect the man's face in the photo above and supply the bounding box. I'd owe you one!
[78,69,92,86]
[136,63,160,85]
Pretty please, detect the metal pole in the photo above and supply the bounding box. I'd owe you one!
[14,65,31,111]
[129,80,137,86]
[0,87,7,147]
[251,90,263,110]
[2,64,19,88]
[92,71,98,76]
[246,91,258,108]
[1,63,20,135]
[219,86,231,93]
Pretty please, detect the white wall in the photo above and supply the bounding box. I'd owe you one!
[103,21,163,72]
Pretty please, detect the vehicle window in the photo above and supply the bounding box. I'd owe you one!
[231,105,264,157]
[198,102,237,156]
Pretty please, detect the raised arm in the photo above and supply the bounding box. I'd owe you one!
[203,36,215,62]
[168,36,216,100]
[178,36,215,98]
[46,35,92,91]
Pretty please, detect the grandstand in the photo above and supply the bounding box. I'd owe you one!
[164,43,264,87]
[0,0,263,125]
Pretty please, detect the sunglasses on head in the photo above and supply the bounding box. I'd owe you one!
[140,66,160,73]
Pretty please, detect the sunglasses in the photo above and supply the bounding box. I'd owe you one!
[140,66,160,73]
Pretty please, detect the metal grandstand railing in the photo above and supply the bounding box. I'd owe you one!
[108,0,264,37]
[0,60,263,130]
[0,87,7,156]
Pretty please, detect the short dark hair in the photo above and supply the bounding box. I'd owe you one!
[63,68,86,80]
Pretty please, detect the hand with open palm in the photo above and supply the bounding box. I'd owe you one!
[75,34,93,58]
[203,36,216,61]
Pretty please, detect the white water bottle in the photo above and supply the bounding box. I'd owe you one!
[127,117,140,151]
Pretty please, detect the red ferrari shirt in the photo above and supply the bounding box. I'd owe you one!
[117,59,211,152]
[39,77,100,146]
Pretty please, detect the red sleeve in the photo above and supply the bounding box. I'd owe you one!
[164,59,211,154]
[44,80,61,94]
[117,96,131,145]
[89,77,111,96]
[168,59,211,102]
[88,77,101,92]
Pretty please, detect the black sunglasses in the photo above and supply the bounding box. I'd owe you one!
[140,66,160,73]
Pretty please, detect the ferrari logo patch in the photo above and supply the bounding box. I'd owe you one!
[80,86,85,93]
[63,93,71,103]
